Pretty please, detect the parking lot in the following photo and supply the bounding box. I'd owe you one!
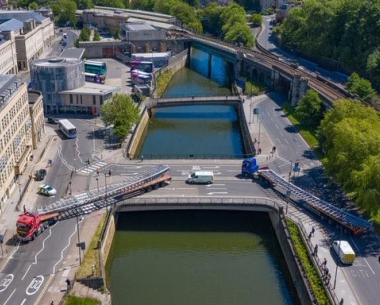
[101,58,133,94]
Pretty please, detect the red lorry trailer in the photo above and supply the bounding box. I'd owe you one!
[16,212,58,242]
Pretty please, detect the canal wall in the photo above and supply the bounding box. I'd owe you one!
[237,102,256,156]
[152,49,188,98]
[269,211,314,305]
[126,107,150,159]
[100,209,118,289]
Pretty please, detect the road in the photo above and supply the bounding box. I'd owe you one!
[0,117,95,305]
[256,15,348,86]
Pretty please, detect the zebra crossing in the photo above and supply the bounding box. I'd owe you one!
[78,160,108,174]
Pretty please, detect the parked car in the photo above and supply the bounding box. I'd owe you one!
[34,169,47,181]
[38,184,57,196]
[47,117,59,124]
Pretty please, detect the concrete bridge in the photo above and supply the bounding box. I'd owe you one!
[146,95,243,110]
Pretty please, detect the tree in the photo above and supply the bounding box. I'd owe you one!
[101,94,140,139]
[93,30,101,41]
[251,13,263,27]
[200,3,223,36]
[28,2,39,10]
[347,72,376,102]
[295,89,323,127]
[52,0,77,26]
[76,0,93,9]
[79,27,91,41]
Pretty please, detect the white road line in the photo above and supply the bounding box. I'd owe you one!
[206,184,225,187]
[20,298,26,305]
[3,288,16,305]
[52,220,82,274]
[207,192,228,195]
[350,238,375,275]
[22,226,53,280]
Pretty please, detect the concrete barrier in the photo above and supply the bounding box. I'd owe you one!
[237,101,256,155]
[126,107,150,159]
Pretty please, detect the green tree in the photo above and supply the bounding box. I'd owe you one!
[251,13,263,27]
[93,30,101,41]
[79,27,91,41]
[101,94,140,139]
[52,0,77,26]
[113,29,120,39]
[200,3,223,36]
[76,0,93,9]
[28,2,39,10]
[295,89,323,127]
[94,0,124,8]
[347,73,376,102]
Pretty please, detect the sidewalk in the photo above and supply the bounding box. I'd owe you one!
[0,126,59,264]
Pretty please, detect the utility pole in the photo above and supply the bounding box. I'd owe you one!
[76,215,81,265]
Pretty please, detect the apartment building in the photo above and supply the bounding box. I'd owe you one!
[0,31,17,75]
[0,10,55,71]
[28,90,45,150]
[0,75,33,203]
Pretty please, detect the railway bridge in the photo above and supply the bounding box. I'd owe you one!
[182,32,349,106]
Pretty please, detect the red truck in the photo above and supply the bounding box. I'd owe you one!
[16,212,58,242]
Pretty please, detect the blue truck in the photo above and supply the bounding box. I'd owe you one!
[241,157,259,177]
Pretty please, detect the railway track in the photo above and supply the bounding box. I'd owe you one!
[174,29,348,103]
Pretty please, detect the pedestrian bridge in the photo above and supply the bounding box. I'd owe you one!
[146,96,243,109]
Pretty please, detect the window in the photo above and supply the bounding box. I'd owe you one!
[93,95,96,105]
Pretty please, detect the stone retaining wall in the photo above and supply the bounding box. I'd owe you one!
[126,107,150,159]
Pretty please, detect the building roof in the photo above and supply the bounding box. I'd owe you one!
[60,48,85,60]
[125,23,156,32]
[32,57,83,68]
[60,82,116,96]
[0,10,47,24]
[0,18,23,32]
[126,18,175,30]
[28,90,42,104]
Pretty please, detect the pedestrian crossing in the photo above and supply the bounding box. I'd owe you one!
[78,160,107,174]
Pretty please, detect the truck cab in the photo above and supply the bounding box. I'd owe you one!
[241,157,259,177]
[16,212,43,242]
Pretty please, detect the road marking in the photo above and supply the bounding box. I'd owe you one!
[350,238,375,275]
[201,166,220,169]
[9,242,20,259]
[0,274,14,292]
[207,192,228,195]
[206,184,225,187]
[20,298,26,305]
[3,288,16,305]
[26,275,44,296]
[21,265,32,281]
[53,219,82,274]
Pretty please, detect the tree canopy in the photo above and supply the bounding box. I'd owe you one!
[347,73,376,102]
[52,0,77,26]
[295,89,323,127]
[279,0,380,90]
[101,94,140,139]
[319,99,380,216]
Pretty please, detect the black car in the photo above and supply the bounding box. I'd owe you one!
[34,169,47,181]
[47,117,59,124]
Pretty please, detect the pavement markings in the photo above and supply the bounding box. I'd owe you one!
[3,288,16,305]
[20,298,26,305]
[207,192,228,195]
[350,237,376,275]
[26,275,44,296]
[78,161,107,174]
[0,274,14,292]
[206,184,225,187]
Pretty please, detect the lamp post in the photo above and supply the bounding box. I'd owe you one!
[289,160,293,182]
[333,227,343,289]
[76,215,81,265]
[69,181,72,195]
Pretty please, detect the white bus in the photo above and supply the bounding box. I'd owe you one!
[58,119,77,139]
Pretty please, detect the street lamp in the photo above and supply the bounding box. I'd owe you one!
[69,181,72,195]
[289,160,293,182]
[333,227,343,289]
[76,215,82,265]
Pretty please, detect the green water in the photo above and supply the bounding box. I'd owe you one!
[106,210,300,305]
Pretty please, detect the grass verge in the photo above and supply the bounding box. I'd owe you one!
[283,104,319,149]
[286,219,331,305]
[63,295,101,305]
[76,213,107,279]
[155,70,174,97]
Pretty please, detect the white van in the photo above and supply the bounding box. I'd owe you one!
[332,240,356,265]
[187,171,214,184]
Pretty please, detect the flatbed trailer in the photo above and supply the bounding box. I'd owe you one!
[17,165,171,241]
[258,168,372,235]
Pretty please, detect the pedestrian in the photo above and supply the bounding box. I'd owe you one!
[311,226,315,236]
[323,257,327,266]
[308,232,312,240]
[141,155,144,162]
[66,278,71,290]
[50,301,54,305]
[314,244,318,256]
[339,297,344,305]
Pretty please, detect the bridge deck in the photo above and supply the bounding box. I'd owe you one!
[147,96,243,109]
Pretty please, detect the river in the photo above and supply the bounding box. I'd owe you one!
[106,210,300,305]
